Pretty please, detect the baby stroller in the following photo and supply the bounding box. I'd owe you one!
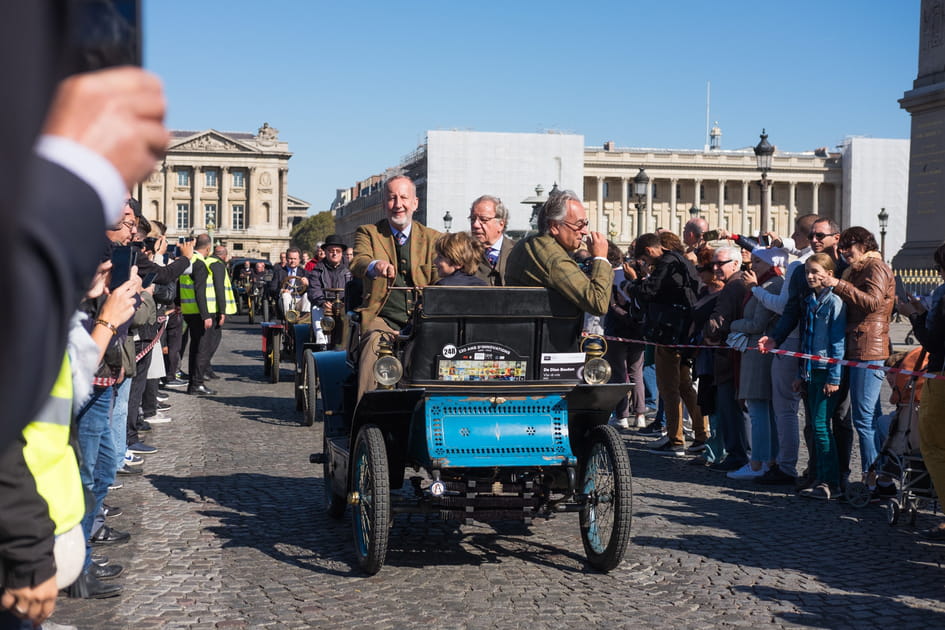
[845,348,939,523]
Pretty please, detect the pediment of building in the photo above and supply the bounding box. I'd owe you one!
[169,130,259,154]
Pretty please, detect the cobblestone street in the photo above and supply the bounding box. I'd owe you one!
[55,320,945,629]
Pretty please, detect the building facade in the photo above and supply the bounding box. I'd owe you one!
[584,141,843,244]
[136,123,309,261]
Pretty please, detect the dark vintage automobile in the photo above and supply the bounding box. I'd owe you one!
[293,285,351,424]
[308,286,634,574]
[228,258,273,323]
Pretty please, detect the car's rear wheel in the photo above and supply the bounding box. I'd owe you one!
[268,331,281,384]
[302,350,317,426]
[351,425,390,574]
[579,424,632,572]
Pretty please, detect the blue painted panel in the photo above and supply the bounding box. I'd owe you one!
[424,394,575,468]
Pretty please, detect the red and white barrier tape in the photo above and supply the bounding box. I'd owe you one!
[587,333,945,381]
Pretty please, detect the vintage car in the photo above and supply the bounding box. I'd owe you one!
[228,258,273,322]
[293,286,350,423]
[261,277,308,384]
[308,286,633,574]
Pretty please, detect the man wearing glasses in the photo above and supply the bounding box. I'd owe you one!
[760,216,854,491]
[504,189,612,316]
[469,195,515,286]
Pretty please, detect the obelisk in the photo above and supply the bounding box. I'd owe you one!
[894,0,945,269]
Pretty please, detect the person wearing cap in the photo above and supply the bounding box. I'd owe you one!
[307,235,353,350]
[724,247,787,481]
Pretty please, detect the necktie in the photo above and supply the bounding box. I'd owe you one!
[396,232,407,246]
[486,248,499,266]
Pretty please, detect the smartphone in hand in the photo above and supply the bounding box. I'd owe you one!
[109,245,138,290]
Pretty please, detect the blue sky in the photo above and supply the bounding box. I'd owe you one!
[145,1,918,213]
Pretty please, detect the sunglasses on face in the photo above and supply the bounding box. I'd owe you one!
[559,219,590,231]
[808,231,837,241]
[711,259,734,268]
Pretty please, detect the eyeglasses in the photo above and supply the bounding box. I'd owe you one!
[711,259,734,268]
[468,215,498,225]
[558,219,590,231]
[809,231,837,241]
[118,220,136,231]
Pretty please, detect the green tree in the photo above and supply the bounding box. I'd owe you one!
[291,211,335,254]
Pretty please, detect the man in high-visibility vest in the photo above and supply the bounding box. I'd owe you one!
[179,234,217,396]
[203,245,237,379]
[0,357,89,625]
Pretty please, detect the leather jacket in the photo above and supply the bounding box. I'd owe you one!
[832,252,894,360]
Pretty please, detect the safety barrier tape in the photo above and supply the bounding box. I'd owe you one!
[587,332,945,381]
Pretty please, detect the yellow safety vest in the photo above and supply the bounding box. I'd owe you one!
[205,256,238,315]
[21,355,85,535]
[180,252,216,315]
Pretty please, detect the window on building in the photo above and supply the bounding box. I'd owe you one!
[204,203,217,227]
[748,186,754,202]
[651,182,658,199]
[233,243,244,251]
[699,184,705,202]
[602,182,610,198]
[205,170,217,187]
[177,169,190,186]
[724,184,730,203]
[176,203,190,230]
[675,183,681,199]
[232,204,245,230]
[232,170,245,188]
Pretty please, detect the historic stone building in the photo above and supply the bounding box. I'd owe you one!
[584,139,843,243]
[136,123,309,261]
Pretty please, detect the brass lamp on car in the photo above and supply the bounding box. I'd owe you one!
[580,335,611,385]
[373,334,403,389]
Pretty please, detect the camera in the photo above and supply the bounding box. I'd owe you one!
[143,236,157,251]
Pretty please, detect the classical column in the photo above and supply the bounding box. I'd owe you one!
[594,176,604,233]
[741,180,750,234]
[644,179,653,235]
[247,167,256,229]
[834,184,843,223]
[812,182,820,215]
[280,167,288,230]
[193,165,203,230]
[717,179,726,228]
[162,163,172,228]
[669,177,678,228]
[764,179,773,233]
[619,176,629,240]
[220,166,229,230]
[789,181,797,228]
[693,178,702,211]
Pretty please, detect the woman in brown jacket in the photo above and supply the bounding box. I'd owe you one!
[818,226,895,482]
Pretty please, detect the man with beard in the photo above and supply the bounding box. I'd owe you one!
[350,176,440,396]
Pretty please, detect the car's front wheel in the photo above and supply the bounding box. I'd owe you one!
[579,424,632,572]
[351,425,390,574]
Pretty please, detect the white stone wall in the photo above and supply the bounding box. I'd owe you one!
[425,130,585,233]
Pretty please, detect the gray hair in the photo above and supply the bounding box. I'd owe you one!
[383,174,416,197]
[470,195,508,225]
[537,189,582,234]
[714,245,742,263]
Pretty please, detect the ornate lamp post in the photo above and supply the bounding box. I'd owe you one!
[753,129,775,236]
[631,167,649,237]
[206,218,216,247]
[442,210,453,233]
[878,206,889,261]
[522,183,548,233]
[689,204,700,219]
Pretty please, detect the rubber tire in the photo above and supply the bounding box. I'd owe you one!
[269,331,281,384]
[324,433,346,519]
[303,350,318,427]
[248,297,255,325]
[886,498,900,526]
[262,299,270,324]
[350,425,390,574]
[294,366,304,411]
[579,424,633,572]
[845,481,871,508]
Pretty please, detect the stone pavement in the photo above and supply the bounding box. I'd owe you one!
[53,319,945,629]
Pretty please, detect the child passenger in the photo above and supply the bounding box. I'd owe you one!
[795,253,848,500]
[433,232,488,286]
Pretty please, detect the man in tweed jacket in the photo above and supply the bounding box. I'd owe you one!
[350,176,440,395]
[505,189,612,316]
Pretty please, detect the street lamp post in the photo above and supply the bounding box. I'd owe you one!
[206,218,216,247]
[442,211,453,233]
[522,183,547,233]
[878,207,889,261]
[689,204,700,219]
[631,167,649,237]
[753,129,775,236]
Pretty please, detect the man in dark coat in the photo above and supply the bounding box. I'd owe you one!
[470,195,516,286]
